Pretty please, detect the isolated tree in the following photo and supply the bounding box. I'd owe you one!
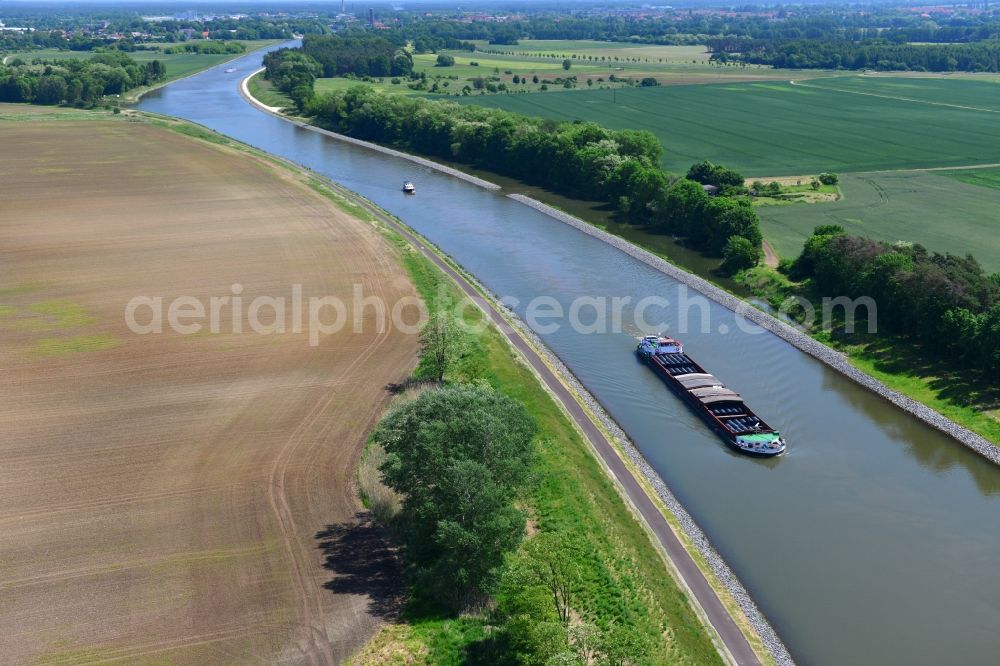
[419,309,468,382]
[375,384,537,609]
[562,58,572,70]
[435,53,455,67]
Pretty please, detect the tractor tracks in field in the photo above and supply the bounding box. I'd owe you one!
[789,78,1000,114]
[264,200,398,666]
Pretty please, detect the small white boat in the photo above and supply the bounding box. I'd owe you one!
[402,181,415,194]
[224,67,236,73]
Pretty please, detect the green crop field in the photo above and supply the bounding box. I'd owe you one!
[757,169,1000,271]
[941,167,1000,191]
[796,75,1000,110]
[315,76,417,95]
[454,79,1000,175]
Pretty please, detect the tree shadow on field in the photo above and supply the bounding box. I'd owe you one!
[384,378,440,395]
[315,511,405,621]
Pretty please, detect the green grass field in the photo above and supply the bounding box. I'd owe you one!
[4,40,281,82]
[314,75,417,96]
[467,40,803,81]
[247,71,294,108]
[309,39,821,102]
[314,47,769,97]
[303,48,1000,176]
[940,167,1000,191]
[757,169,1000,270]
[796,75,1000,110]
[454,79,1000,175]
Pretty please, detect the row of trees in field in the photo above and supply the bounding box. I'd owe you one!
[300,33,413,79]
[709,37,1000,72]
[791,226,1000,373]
[161,41,245,55]
[412,34,477,54]
[295,84,761,268]
[0,51,165,105]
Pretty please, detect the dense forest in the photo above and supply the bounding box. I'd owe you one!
[262,47,321,110]
[300,33,413,78]
[0,50,164,105]
[791,226,1000,373]
[709,37,1000,72]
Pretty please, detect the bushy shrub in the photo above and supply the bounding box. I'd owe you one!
[720,236,762,274]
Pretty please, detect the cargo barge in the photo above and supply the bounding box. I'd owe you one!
[636,335,786,457]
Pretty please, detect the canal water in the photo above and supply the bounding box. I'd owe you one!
[138,45,1000,665]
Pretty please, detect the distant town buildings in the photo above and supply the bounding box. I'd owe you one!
[0,20,32,33]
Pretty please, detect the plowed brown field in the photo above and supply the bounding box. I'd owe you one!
[0,108,418,664]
